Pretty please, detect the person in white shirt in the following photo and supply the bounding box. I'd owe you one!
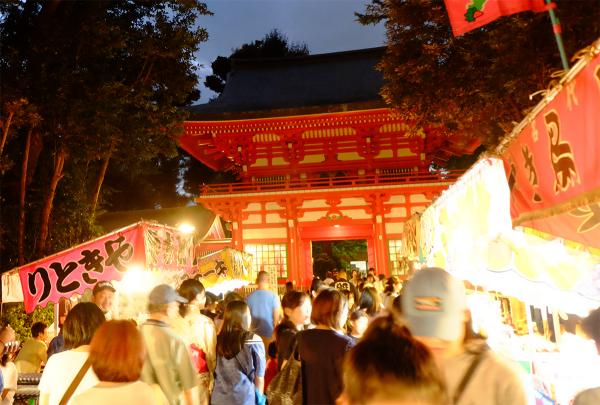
[172,279,217,405]
[72,320,162,405]
[38,303,105,405]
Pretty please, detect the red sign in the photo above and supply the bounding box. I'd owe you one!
[502,50,600,249]
[19,224,145,313]
[444,0,546,36]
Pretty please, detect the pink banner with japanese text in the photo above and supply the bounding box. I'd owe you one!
[19,224,145,313]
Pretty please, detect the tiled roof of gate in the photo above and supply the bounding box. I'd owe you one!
[188,47,386,117]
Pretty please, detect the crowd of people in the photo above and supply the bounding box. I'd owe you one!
[0,266,599,405]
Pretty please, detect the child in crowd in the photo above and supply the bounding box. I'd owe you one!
[0,323,17,405]
[264,342,278,390]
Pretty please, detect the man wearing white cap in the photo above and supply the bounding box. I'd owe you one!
[402,267,528,405]
[140,284,197,405]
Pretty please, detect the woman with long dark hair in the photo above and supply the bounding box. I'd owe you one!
[358,286,382,318]
[211,300,266,405]
[274,291,311,370]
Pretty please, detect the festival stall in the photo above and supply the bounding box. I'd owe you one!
[418,38,600,404]
[420,158,600,315]
[1,221,195,318]
[2,220,257,323]
[193,247,255,296]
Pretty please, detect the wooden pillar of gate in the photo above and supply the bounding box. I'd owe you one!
[370,193,389,276]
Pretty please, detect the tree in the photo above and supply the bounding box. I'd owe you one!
[204,29,309,94]
[355,0,386,25]
[356,1,600,154]
[2,303,54,342]
[312,240,368,278]
[0,99,28,159]
[0,1,211,268]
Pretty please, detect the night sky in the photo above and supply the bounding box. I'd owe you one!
[194,0,386,103]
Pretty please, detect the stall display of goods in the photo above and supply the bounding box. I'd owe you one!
[417,39,600,404]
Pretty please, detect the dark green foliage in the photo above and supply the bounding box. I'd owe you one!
[332,240,368,271]
[357,0,600,151]
[0,1,212,269]
[2,303,54,342]
[355,0,386,25]
[204,29,309,94]
[312,240,368,278]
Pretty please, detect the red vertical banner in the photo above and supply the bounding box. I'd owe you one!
[19,224,146,313]
[502,49,600,249]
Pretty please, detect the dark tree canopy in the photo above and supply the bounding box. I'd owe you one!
[0,0,211,268]
[204,29,310,94]
[355,0,386,25]
[357,0,600,151]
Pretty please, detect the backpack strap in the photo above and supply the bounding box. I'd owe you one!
[453,349,486,404]
[59,357,91,405]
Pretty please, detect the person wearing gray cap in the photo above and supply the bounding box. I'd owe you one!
[139,284,197,405]
[402,267,528,405]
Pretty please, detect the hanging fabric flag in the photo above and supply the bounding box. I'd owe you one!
[444,0,547,36]
[500,46,600,250]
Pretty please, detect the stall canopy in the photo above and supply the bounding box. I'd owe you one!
[95,205,222,239]
[499,38,600,251]
[420,158,600,315]
[193,247,255,296]
[1,221,194,313]
[417,39,600,315]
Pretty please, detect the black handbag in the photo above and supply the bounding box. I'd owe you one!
[266,338,302,405]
